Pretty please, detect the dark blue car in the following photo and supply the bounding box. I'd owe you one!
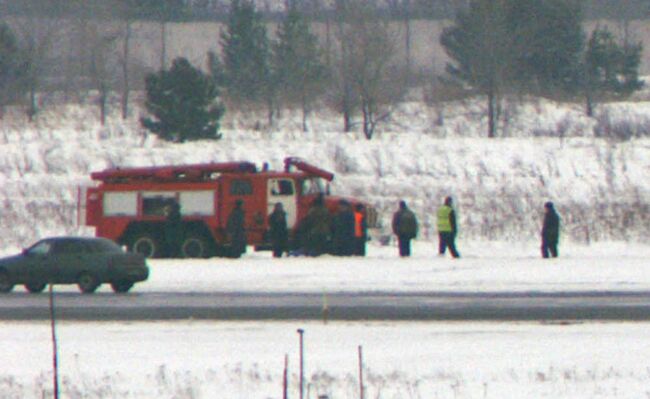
[0,237,149,294]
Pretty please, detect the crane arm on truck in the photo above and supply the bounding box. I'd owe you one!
[91,162,258,183]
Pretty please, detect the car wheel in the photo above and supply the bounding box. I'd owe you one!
[130,234,161,259]
[181,235,210,258]
[110,281,134,293]
[25,282,46,293]
[0,272,14,293]
[77,273,99,294]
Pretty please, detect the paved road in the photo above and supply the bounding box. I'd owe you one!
[3,290,650,321]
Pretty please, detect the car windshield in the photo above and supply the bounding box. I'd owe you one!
[27,241,52,255]
[301,177,325,195]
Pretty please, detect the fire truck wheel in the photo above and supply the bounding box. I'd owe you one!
[130,234,161,259]
[77,272,99,294]
[0,271,14,293]
[181,235,210,258]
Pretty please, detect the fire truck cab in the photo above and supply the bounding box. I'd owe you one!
[83,157,377,258]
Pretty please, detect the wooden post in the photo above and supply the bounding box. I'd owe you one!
[358,345,364,399]
[283,354,289,399]
[297,329,305,399]
[49,284,59,399]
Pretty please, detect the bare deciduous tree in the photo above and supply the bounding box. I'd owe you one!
[64,1,122,124]
[387,0,412,84]
[11,0,61,120]
[333,0,404,139]
[89,28,120,125]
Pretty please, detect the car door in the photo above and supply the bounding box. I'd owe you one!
[24,240,55,285]
[48,240,90,284]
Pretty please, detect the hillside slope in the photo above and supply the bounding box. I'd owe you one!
[0,98,648,250]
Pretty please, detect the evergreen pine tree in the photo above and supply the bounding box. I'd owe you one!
[273,6,327,131]
[584,26,643,115]
[506,0,584,95]
[440,0,513,137]
[141,57,225,142]
[220,0,271,105]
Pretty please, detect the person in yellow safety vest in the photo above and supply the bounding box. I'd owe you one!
[353,204,368,256]
[437,196,460,258]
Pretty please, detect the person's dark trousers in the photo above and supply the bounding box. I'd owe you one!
[333,240,354,256]
[439,232,460,258]
[308,234,329,256]
[354,237,366,256]
[541,237,558,258]
[398,235,411,257]
[341,240,355,256]
[272,241,286,258]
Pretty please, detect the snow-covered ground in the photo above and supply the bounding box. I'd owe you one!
[141,241,650,294]
[0,240,646,295]
[5,319,650,398]
[17,239,647,295]
[1,96,650,397]
[1,242,650,398]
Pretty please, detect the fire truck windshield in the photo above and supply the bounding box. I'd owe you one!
[301,177,326,195]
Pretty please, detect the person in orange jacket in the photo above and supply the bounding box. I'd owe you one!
[353,204,368,256]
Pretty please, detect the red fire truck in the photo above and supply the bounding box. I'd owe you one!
[82,157,377,258]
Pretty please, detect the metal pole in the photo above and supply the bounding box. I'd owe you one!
[49,284,59,399]
[297,329,304,399]
[283,354,289,399]
[358,345,364,399]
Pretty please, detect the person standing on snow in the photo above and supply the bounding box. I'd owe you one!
[541,201,560,258]
[437,196,460,258]
[332,200,356,256]
[164,200,183,258]
[304,194,331,256]
[227,199,247,258]
[392,200,418,257]
[268,202,289,258]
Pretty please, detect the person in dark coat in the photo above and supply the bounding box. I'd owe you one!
[268,202,289,258]
[392,200,418,257]
[437,196,460,258]
[303,195,331,256]
[541,201,560,258]
[353,204,368,256]
[332,200,356,256]
[226,199,247,258]
[164,200,182,258]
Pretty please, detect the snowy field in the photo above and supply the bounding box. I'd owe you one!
[1,93,649,397]
[5,319,650,398]
[1,242,650,398]
[2,98,650,249]
[8,240,648,295]
[143,241,650,294]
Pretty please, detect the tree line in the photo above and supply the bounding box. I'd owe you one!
[1,0,648,20]
[0,0,644,140]
[441,0,643,137]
